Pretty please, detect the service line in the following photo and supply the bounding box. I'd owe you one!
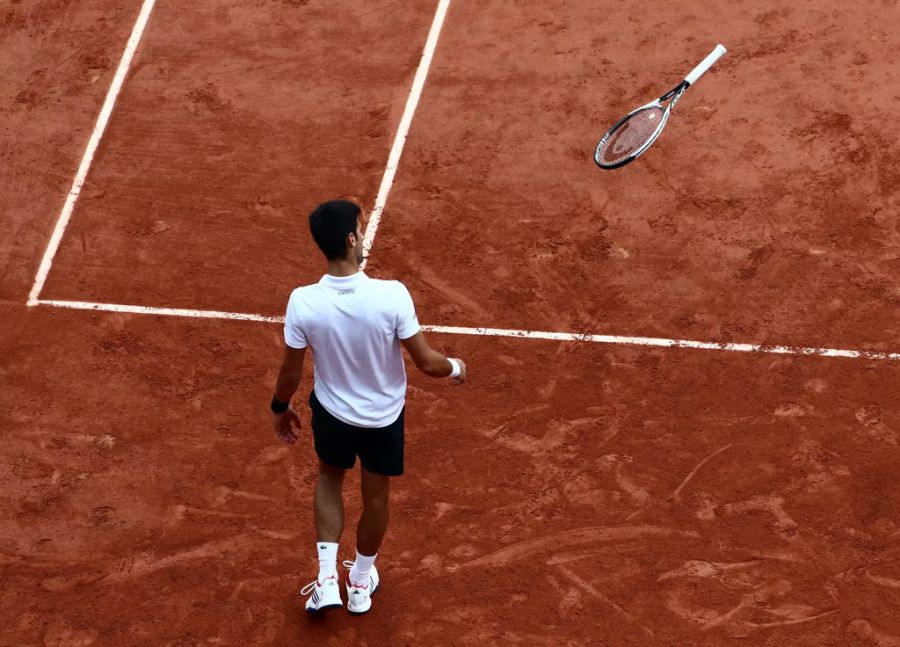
[31,299,900,361]
[27,0,158,306]
[360,0,453,269]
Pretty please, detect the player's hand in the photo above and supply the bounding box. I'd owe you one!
[273,407,302,444]
[451,359,467,385]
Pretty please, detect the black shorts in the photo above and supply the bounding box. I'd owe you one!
[309,391,404,477]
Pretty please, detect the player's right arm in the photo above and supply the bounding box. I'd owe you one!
[401,332,467,385]
[395,282,466,384]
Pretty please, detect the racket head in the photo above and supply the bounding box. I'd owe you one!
[593,103,668,169]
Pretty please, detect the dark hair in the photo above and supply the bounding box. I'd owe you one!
[308,200,360,260]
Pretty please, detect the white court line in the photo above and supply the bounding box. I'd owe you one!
[425,325,900,360]
[32,299,900,361]
[27,0,158,306]
[360,0,452,269]
[36,299,282,323]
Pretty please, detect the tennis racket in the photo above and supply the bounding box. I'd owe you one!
[593,44,727,170]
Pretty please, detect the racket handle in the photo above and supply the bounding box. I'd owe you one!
[684,44,727,85]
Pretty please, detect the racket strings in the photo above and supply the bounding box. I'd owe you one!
[597,106,665,166]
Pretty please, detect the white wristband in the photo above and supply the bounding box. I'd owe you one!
[447,358,461,379]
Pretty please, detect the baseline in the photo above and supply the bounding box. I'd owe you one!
[32,299,900,361]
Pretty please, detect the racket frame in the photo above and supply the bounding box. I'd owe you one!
[593,44,726,170]
[594,81,687,169]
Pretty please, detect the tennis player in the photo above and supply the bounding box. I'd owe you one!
[270,199,466,615]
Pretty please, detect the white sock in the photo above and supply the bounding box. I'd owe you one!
[316,542,338,581]
[348,550,377,586]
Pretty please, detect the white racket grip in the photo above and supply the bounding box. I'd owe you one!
[684,44,726,85]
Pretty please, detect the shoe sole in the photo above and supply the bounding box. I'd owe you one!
[306,602,342,614]
[347,583,380,616]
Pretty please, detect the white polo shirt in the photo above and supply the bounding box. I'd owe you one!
[284,272,420,428]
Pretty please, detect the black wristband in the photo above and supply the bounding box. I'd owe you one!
[271,396,290,414]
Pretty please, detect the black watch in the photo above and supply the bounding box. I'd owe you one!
[270,396,290,414]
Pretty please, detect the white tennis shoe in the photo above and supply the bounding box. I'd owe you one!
[301,575,342,613]
[343,560,380,615]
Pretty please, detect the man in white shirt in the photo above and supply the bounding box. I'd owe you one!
[270,199,467,615]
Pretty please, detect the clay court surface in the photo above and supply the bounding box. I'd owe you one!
[2,0,899,645]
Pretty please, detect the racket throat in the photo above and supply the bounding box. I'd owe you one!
[659,80,689,102]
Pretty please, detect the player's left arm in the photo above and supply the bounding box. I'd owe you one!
[271,345,306,444]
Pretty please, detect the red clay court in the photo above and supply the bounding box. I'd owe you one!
[2,0,899,645]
